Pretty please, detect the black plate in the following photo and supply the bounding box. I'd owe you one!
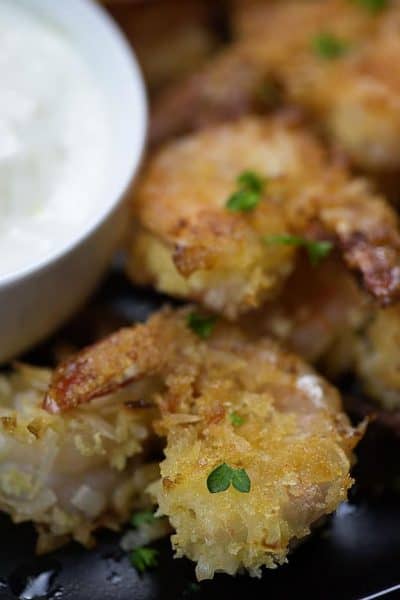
[1,270,400,600]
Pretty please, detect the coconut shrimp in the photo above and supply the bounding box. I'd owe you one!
[351,304,400,410]
[244,256,400,414]
[0,364,158,553]
[44,307,361,580]
[150,0,375,145]
[242,253,372,367]
[151,0,400,175]
[236,0,400,173]
[128,117,400,318]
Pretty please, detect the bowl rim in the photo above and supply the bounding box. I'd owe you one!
[0,0,148,289]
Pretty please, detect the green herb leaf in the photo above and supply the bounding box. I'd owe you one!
[207,463,232,493]
[187,312,217,339]
[237,171,265,194]
[263,234,333,266]
[226,170,266,212]
[207,463,251,494]
[312,33,349,59]
[230,411,245,427]
[231,468,251,493]
[306,240,334,266]
[131,509,157,528]
[226,189,261,212]
[354,0,387,13]
[130,547,159,573]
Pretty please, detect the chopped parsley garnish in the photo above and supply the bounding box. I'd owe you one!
[227,189,260,212]
[231,468,251,493]
[226,170,266,212]
[353,0,387,13]
[130,547,159,573]
[187,312,217,339]
[263,234,333,266]
[312,33,349,59]
[207,463,251,494]
[230,411,245,427]
[131,509,158,528]
[237,171,264,194]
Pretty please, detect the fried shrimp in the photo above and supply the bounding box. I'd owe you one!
[151,0,400,174]
[242,254,372,366]
[149,45,267,148]
[244,0,400,173]
[244,257,400,414]
[0,364,158,553]
[352,305,400,410]
[44,307,361,580]
[150,0,373,144]
[128,117,400,317]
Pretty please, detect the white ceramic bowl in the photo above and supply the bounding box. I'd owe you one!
[0,0,147,363]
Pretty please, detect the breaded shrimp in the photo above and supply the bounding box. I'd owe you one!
[353,305,400,410]
[242,0,400,172]
[243,256,400,414]
[151,0,400,173]
[149,45,267,147]
[233,0,380,47]
[242,254,372,365]
[0,364,158,553]
[44,307,361,580]
[128,117,400,317]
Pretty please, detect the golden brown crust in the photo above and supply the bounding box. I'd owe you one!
[45,305,347,416]
[151,0,400,172]
[235,0,400,172]
[233,0,378,46]
[242,254,371,364]
[353,305,400,410]
[130,117,400,314]
[44,318,174,413]
[149,46,266,147]
[43,307,361,577]
[153,405,359,579]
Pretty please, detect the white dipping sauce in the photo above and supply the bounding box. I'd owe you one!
[0,1,109,277]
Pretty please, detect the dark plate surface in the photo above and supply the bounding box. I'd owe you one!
[1,270,400,600]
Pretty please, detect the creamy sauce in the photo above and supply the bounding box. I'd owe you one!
[0,1,109,278]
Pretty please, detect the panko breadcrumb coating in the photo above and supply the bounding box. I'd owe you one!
[243,255,400,413]
[353,305,400,410]
[242,254,372,365]
[149,45,266,148]
[151,0,400,174]
[237,0,400,173]
[128,117,400,317]
[45,308,362,580]
[0,364,158,553]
